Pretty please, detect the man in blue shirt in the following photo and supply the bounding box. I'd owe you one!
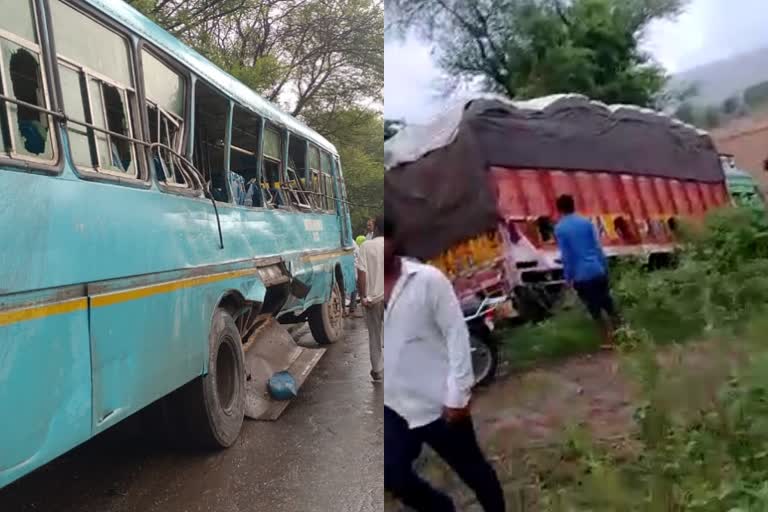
[554,194,619,347]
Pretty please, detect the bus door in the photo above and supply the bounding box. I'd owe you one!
[86,266,207,434]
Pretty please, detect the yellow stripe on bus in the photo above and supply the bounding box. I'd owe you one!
[91,268,257,308]
[301,249,351,263]
[1,250,352,326]
[0,297,88,327]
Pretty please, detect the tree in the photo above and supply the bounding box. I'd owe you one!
[129,0,383,117]
[702,106,720,129]
[386,0,686,107]
[744,81,768,110]
[128,0,249,34]
[304,108,384,234]
[674,102,695,124]
[722,95,740,116]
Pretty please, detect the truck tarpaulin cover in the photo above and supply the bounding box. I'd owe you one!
[384,94,725,261]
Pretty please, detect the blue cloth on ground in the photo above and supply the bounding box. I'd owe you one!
[268,371,297,401]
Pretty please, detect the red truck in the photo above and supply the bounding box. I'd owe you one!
[385,94,729,319]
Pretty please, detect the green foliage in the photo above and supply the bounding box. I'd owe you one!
[500,305,600,371]
[304,108,384,234]
[501,208,768,510]
[701,105,721,128]
[542,317,768,510]
[721,95,740,115]
[674,101,696,124]
[744,80,768,110]
[388,0,685,107]
[639,209,761,334]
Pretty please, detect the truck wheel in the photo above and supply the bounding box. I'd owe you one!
[181,308,245,448]
[309,280,344,344]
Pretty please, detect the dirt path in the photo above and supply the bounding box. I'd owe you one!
[386,341,741,511]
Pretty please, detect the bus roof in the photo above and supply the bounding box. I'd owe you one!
[85,0,337,156]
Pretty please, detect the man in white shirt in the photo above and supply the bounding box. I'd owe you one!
[365,218,375,240]
[383,214,505,512]
[357,216,385,381]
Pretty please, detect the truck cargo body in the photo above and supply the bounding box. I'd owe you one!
[492,167,730,269]
[385,94,730,315]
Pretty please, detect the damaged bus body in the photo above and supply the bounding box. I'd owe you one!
[0,0,354,488]
[385,94,730,318]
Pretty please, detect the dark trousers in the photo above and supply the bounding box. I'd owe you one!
[573,274,618,321]
[384,406,505,512]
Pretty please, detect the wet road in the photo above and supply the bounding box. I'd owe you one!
[0,318,383,512]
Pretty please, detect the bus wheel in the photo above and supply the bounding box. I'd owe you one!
[309,280,344,344]
[183,308,245,448]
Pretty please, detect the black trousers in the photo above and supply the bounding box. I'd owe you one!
[384,406,505,512]
[573,274,618,321]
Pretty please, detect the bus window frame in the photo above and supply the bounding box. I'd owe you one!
[229,102,271,209]
[284,130,312,211]
[187,79,233,202]
[261,121,287,208]
[58,56,140,179]
[307,143,324,211]
[136,40,198,196]
[49,0,148,186]
[0,0,62,175]
[320,149,335,213]
[332,156,345,213]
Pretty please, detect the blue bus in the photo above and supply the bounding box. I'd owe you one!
[0,0,356,488]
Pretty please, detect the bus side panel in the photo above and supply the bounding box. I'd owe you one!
[88,275,260,433]
[0,307,91,488]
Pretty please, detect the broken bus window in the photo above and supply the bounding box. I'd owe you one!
[0,0,55,161]
[51,0,138,177]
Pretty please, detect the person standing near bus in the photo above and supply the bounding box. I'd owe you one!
[357,218,384,381]
[554,194,620,347]
[348,235,367,316]
[382,213,505,512]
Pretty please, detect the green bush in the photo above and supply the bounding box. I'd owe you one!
[511,207,768,510]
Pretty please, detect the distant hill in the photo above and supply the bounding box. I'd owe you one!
[671,47,768,106]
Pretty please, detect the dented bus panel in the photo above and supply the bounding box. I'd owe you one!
[0,0,354,488]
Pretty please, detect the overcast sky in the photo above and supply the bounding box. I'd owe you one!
[385,0,768,123]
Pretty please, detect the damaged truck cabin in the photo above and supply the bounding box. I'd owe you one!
[0,0,355,489]
[385,94,730,315]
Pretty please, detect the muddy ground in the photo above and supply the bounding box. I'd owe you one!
[1,317,383,512]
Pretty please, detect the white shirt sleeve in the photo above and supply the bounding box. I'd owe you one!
[356,243,367,272]
[428,269,473,409]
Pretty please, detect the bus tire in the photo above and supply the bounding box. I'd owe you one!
[309,280,344,345]
[182,308,245,449]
